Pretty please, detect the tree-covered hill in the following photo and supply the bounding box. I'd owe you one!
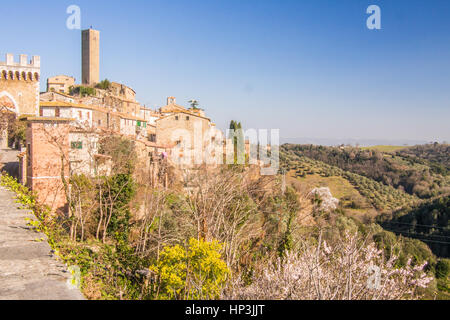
[280,146,450,298]
[379,195,450,258]
[281,147,419,212]
[281,145,449,258]
[394,144,450,176]
[281,144,450,199]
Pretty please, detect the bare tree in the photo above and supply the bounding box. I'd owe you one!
[182,166,263,269]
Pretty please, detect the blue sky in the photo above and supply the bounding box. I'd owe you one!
[1,0,450,143]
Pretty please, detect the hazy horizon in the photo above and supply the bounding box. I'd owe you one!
[280,136,445,147]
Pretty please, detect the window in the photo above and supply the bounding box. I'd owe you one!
[27,144,31,168]
[186,116,190,121]
[55,107,60,117]
[150,134,156,142]
[39,108,43,117]
[175,116,179,121]
[71,141,83,149]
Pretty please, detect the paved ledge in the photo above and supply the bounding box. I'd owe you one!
[0,186,85,300]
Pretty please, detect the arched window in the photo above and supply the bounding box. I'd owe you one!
[15,71,20,80]
[22,72,26,81]
[1,70,6,80]
[8,71,14,80]
[28,72,33,81]
[34,73,39,81]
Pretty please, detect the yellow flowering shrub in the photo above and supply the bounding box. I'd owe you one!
[150,238,229,300]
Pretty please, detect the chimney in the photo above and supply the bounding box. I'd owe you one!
[167,97,176,105]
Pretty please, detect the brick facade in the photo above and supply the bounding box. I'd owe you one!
[26,118,71,212]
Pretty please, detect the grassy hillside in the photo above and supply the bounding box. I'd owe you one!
[361,145,408,153]
[281,149,419,212]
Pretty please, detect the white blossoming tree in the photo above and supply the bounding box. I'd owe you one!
[225,231,433,300]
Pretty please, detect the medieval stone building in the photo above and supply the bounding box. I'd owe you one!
[0,53,41,148]
[47,75,75,94]
[2,28,249,213]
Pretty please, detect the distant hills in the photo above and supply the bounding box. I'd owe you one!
[281,137,434,147]
[280,143,450,258]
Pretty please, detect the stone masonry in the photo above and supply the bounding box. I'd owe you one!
[82,29,100,85]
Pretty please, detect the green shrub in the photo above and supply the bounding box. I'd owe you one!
[96,79,111,90]
[70,86,96,97]
[435,259,450,279]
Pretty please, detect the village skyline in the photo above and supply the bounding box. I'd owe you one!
[1,0,449,304]
[1,0,450,144]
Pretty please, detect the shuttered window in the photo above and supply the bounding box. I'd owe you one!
[71,141,83,149]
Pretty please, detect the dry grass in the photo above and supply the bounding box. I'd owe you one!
[287,173,379,222]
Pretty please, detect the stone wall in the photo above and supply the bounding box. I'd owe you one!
[104,95,140,115]
[156,113,222,164]
[68,131,99,176]
[156,113,212,146]
[92,108,109,128]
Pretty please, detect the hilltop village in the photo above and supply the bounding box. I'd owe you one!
[0,28,250,212]
[1,29,448,302]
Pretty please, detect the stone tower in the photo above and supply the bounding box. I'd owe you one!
[81,28,100,85]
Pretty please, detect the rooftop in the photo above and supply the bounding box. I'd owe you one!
[39,101,148,122]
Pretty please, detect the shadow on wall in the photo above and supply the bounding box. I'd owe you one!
[0,162,19,178]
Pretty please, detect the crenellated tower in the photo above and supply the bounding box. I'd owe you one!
[0,53,41,116]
